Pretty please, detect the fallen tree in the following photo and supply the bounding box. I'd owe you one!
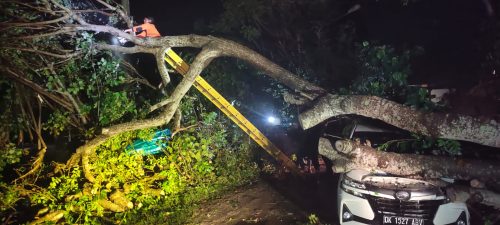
[1,0,499,222]
[299,94,500,148]
[318,138,500,183]
[318,138,500,208]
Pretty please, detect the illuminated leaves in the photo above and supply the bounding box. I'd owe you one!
[2,107,258,224]
[48,168,82,199]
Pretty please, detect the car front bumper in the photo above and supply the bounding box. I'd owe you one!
[338,187,469,225]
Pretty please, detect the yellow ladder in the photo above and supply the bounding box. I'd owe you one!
[164,48,299,174]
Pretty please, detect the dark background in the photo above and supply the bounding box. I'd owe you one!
[129,0,496,90]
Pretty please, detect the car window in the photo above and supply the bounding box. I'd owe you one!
[323,118,355,138]
[322,117,413,150]
[352,131,405,148]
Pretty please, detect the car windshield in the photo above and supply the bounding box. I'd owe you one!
[323,118,355,138]
[322,117,411,149]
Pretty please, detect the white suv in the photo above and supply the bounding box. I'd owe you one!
[338,169,469,225]
[320,116,470,225]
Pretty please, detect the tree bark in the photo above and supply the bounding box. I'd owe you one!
[300,94,500,148]
[447,185,500,209]
[32,210,65,224]
[2,68,75,112]
[318,138,500,183]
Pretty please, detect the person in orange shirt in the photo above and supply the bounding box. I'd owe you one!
[124,17,161,38]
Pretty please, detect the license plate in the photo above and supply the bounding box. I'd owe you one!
[383,215,424,225]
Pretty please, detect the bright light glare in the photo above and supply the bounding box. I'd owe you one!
[111,37,120,45]
[267,116,280,125]
[117,37,127,44]
[111,37,127,45]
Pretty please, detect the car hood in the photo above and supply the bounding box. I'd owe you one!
[345,169,445,200]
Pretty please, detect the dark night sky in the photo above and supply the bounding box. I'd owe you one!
[129,0,494,89]
[353,0,492,88]
[129,0,222,35]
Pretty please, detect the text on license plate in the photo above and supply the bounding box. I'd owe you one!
[383,215,424,225]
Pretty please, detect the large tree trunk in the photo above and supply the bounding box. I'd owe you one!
[318,138,500,184]
[319,138,500,208]
[300,94,500,148]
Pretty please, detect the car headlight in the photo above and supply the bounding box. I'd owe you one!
[342,176,366,189]
[340,175,366,198]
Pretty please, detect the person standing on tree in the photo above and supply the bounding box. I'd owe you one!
[124,17,161,38]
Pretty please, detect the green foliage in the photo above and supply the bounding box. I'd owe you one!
[43,47,143,129]
[0,144,25,212]
[43,110,71,136]
[98,91,136,126]
[404,87,438,111]
[341,42,443,111]
[211,0,270,41]
[49,167,82,201]
[122,123,258,224]
[435,139,461,155]
[0,88,259,223]
[344,42,412,97]
[17,107,258,224]
[2,2,260,224]
[2,20,148,138]
[0,183,21,212]
[75,32,94,51]
[307,214,320,225]
[0,143,25,178]
[0,78,27,142]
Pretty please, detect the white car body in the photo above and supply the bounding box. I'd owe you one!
[338,169,470,225]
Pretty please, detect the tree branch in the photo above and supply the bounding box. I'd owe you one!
[156,47,171,85]
[95,43,155,54]
[18,28,73,40]
[94,0,132,27]
[172,108,182,131]
[73,9,114,17]
[2,47,80,59]
[50,68,88,124]
[319,138,500,183]
[171,124,197,138]
[67,24,148,46]
[68,47,220,182]
[2,68,74,111]
[0,13,70,27]
[57,28,325,99]
[300,94,500,148]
